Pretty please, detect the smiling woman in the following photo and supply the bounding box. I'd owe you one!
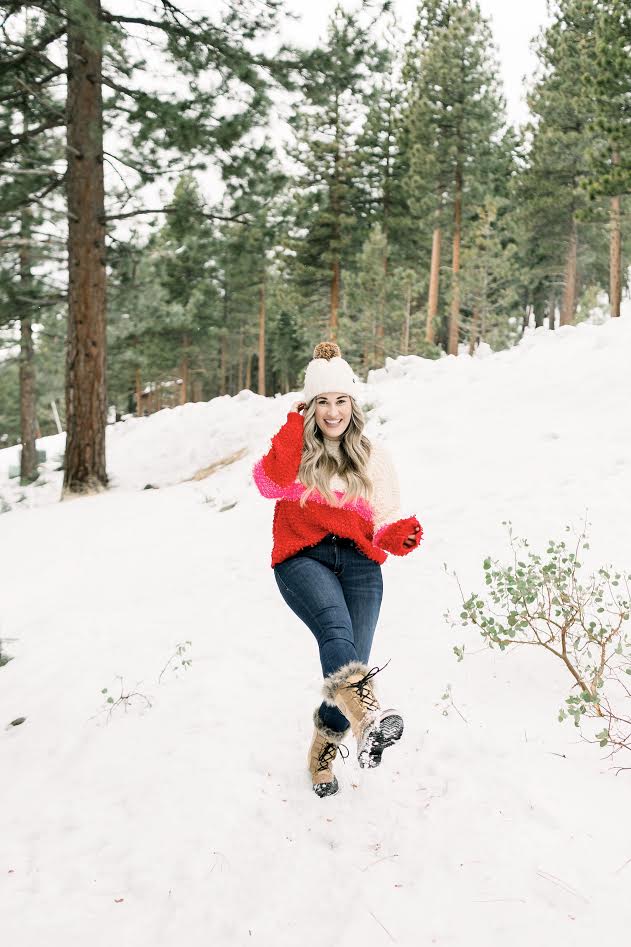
[252,340,423,797]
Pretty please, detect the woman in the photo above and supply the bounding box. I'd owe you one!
[253,341,422,797]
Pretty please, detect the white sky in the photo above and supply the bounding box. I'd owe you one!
[281,0,551,128]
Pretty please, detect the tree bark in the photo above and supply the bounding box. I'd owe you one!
[19,207,37,483]
[245,351,252,391]
[426,221,441,345]
[560,217,578,326]
[448,163,463,355]
[63,0,107,495]
[609,153,622,319]
[258,277,266,396]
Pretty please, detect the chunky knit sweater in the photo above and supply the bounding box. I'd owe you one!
[253,411,423,567]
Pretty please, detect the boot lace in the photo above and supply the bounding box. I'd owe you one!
[316,740,349,774]
[343,660,391,713]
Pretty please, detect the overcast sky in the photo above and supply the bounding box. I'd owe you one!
[280,0,551,128]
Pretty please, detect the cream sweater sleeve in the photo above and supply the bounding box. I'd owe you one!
[368,441,403,532]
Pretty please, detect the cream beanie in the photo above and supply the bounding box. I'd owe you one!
[302,342,358,403]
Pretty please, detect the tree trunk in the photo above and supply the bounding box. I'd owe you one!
[135,367,142,416]
[237,325,244,391]
[375,246,387,365]
[258,278,266,396]
[363,306,375,373]
[180,333,189,404]
[330,101,341,342]
[402,282,411,356]
[219,282,228,395]
[220,332,228,396]
[468,305,480,356]
[426,222,441,345]
[533,288,545,329]
[610,153,622,318]
[448,164,463,355]
[245,351,252,391]
[330,258,340,340]
[63,0,107,495]
[560,217,578,326]
[548,290,556,331]
[19,208,37,483]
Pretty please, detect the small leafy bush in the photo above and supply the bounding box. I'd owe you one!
[446,520,631,758]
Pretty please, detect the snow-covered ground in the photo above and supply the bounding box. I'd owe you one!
[2,318,631,947]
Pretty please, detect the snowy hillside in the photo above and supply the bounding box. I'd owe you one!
[2,319,631,947]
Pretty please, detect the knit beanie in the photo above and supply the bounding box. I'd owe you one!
[302,342,358,403]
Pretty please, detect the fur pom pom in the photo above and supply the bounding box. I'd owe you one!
[313,341,342,361]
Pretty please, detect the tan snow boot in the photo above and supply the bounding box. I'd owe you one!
[308,710,349,798]
[322,661,404,769]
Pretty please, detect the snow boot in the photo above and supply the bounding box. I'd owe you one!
[323,661,404,769]
[308,710,349,798]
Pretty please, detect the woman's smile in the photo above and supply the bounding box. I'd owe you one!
[315,393,352,439]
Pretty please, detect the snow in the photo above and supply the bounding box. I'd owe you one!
[2,318,631,946]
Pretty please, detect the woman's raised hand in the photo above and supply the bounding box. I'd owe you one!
[290,401,307,415]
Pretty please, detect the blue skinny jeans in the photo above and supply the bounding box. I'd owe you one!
[274,533,383,734]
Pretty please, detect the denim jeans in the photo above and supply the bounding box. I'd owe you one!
[274,533,383,733]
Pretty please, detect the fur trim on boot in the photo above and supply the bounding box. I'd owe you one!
[322,661,372,706]
[308,710,349,798]
[312,709,349,742]
[322,662,404,769]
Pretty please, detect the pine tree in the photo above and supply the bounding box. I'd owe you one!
[526,1,600,329]
[0,0,291,494]
[459,197,522,352]
[353,26,418,365]
[289,5,387,339]
[404,0,506,354]
[586,0,631,317]
[0,9,65,480]
[220,143,287,396]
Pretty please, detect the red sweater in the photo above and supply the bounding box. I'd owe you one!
[253,411,423,567]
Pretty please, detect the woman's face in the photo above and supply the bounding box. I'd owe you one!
[314,392,352,439]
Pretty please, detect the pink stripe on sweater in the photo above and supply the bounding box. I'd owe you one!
[253,459,374,523]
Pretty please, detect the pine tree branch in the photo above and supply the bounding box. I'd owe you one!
[0,24,66,69]
[0,66,65,104]
[103,207,249,225]
[0,116,65,157]
[100,11,203,35]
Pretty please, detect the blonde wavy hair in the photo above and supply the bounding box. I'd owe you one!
[297,396,373,507]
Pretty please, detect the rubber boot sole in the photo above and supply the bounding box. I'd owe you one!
[357,711,404,769]
[313,776,339,797]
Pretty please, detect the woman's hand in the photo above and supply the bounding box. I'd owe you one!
[290,400,307,415]
[402,524,421,548]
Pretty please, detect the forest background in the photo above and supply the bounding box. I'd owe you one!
[0,0,629,493]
